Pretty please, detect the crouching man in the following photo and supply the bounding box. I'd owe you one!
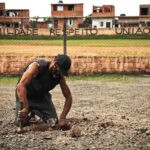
[15,54,73,132]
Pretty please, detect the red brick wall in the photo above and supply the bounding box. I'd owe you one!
[92,5,115,17]
[51,4,83,17]
[0,56,150,75]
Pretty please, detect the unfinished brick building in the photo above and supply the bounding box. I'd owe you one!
[91,5,115,28]
[117,4,150,27]
[51,0,83,28]
[91,5,115,17]
[0,3,29,28]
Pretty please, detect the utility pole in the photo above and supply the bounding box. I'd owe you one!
[63,18,67,55]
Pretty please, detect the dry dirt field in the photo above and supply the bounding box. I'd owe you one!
[0,77,150,150]
[0,45,150,57]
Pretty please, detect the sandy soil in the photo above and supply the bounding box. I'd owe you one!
[0,78,150,150]
[0,45,150,57]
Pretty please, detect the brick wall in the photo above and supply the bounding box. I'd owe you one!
[0,56,150,75]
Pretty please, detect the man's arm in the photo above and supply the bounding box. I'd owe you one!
[16,62,39,118]
[58,76,73,127]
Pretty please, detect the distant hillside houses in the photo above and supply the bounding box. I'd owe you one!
[0,1,150,29]
[0,3,29,28]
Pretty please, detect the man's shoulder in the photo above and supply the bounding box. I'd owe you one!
[35,59,50,67]
[35,59,50,64]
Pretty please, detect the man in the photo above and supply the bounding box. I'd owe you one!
[15,54,73,130]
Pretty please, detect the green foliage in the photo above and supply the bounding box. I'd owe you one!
[29,21,37,28]
[78,18,92,28]
[44,17,53,23]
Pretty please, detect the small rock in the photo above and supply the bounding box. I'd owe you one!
[39,140,44,143]
[70,125,81,138]
[121,116,126,119]
[145,130,150,135]
[0,120,3,125]
[0,141,4,148]
[83,118,88,121]
[106,121,114,127]
[100,122,107,128]
[99,121,114,129]
[135,127,148,134]
[43,136,52,140]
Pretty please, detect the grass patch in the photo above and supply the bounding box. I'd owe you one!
[0,74,143,84]
[68,39,150,47]
[68,73,144,82]
[0,39,150,47]
[0,74,147,84]
[0,76,19,84]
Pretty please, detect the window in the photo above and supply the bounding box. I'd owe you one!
[106,22,111,28]
[100,22,103,27]
[93,9,96,13]
[67,19,73,27]
[57,6,63,11]
[96,9,99,13]
[53,6,57,11]
[9,11,16,17]
[104,8,111,13]
[140,8,148,15]
[68,5,74,11]
[99,8,102,13]
[0,10,3,16]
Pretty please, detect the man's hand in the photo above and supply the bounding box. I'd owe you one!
[55,118,66,129]
[18,108,28,120]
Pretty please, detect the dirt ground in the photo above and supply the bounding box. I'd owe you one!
[0,77,150,150]
[0,45,150,57]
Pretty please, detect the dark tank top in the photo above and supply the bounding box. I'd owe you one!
[24,60,61,98]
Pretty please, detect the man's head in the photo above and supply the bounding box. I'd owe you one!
[50,54,71,78]
[55,54,71,76]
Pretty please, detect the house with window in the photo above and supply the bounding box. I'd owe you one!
[51,0,83,28]
[117,4,150,27]
[140,4,150,15]
[91,5,115,28]
[0,3,29,28]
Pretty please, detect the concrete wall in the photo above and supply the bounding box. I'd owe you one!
[92,18,114,28]
[0,56,150,75]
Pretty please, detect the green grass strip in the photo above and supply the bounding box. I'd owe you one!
[0,74,146,84]
[0,39,150,47]
[0,75,19,84]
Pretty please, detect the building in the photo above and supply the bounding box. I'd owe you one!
[140,4,150,15]
[51,0,83,28]
[117,16,150,27]
[0,3,29,28]
[117,4,150,27]
[91,5,115,28]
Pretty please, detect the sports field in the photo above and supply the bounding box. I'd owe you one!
[0,39,150,56]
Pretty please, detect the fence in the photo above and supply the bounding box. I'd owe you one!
[0,16,150,74]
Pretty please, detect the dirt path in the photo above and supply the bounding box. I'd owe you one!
[0,45,150,56]
[0,78,150,149]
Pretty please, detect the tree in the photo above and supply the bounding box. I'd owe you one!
[78,18,92,28]
[29,16,39,28]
